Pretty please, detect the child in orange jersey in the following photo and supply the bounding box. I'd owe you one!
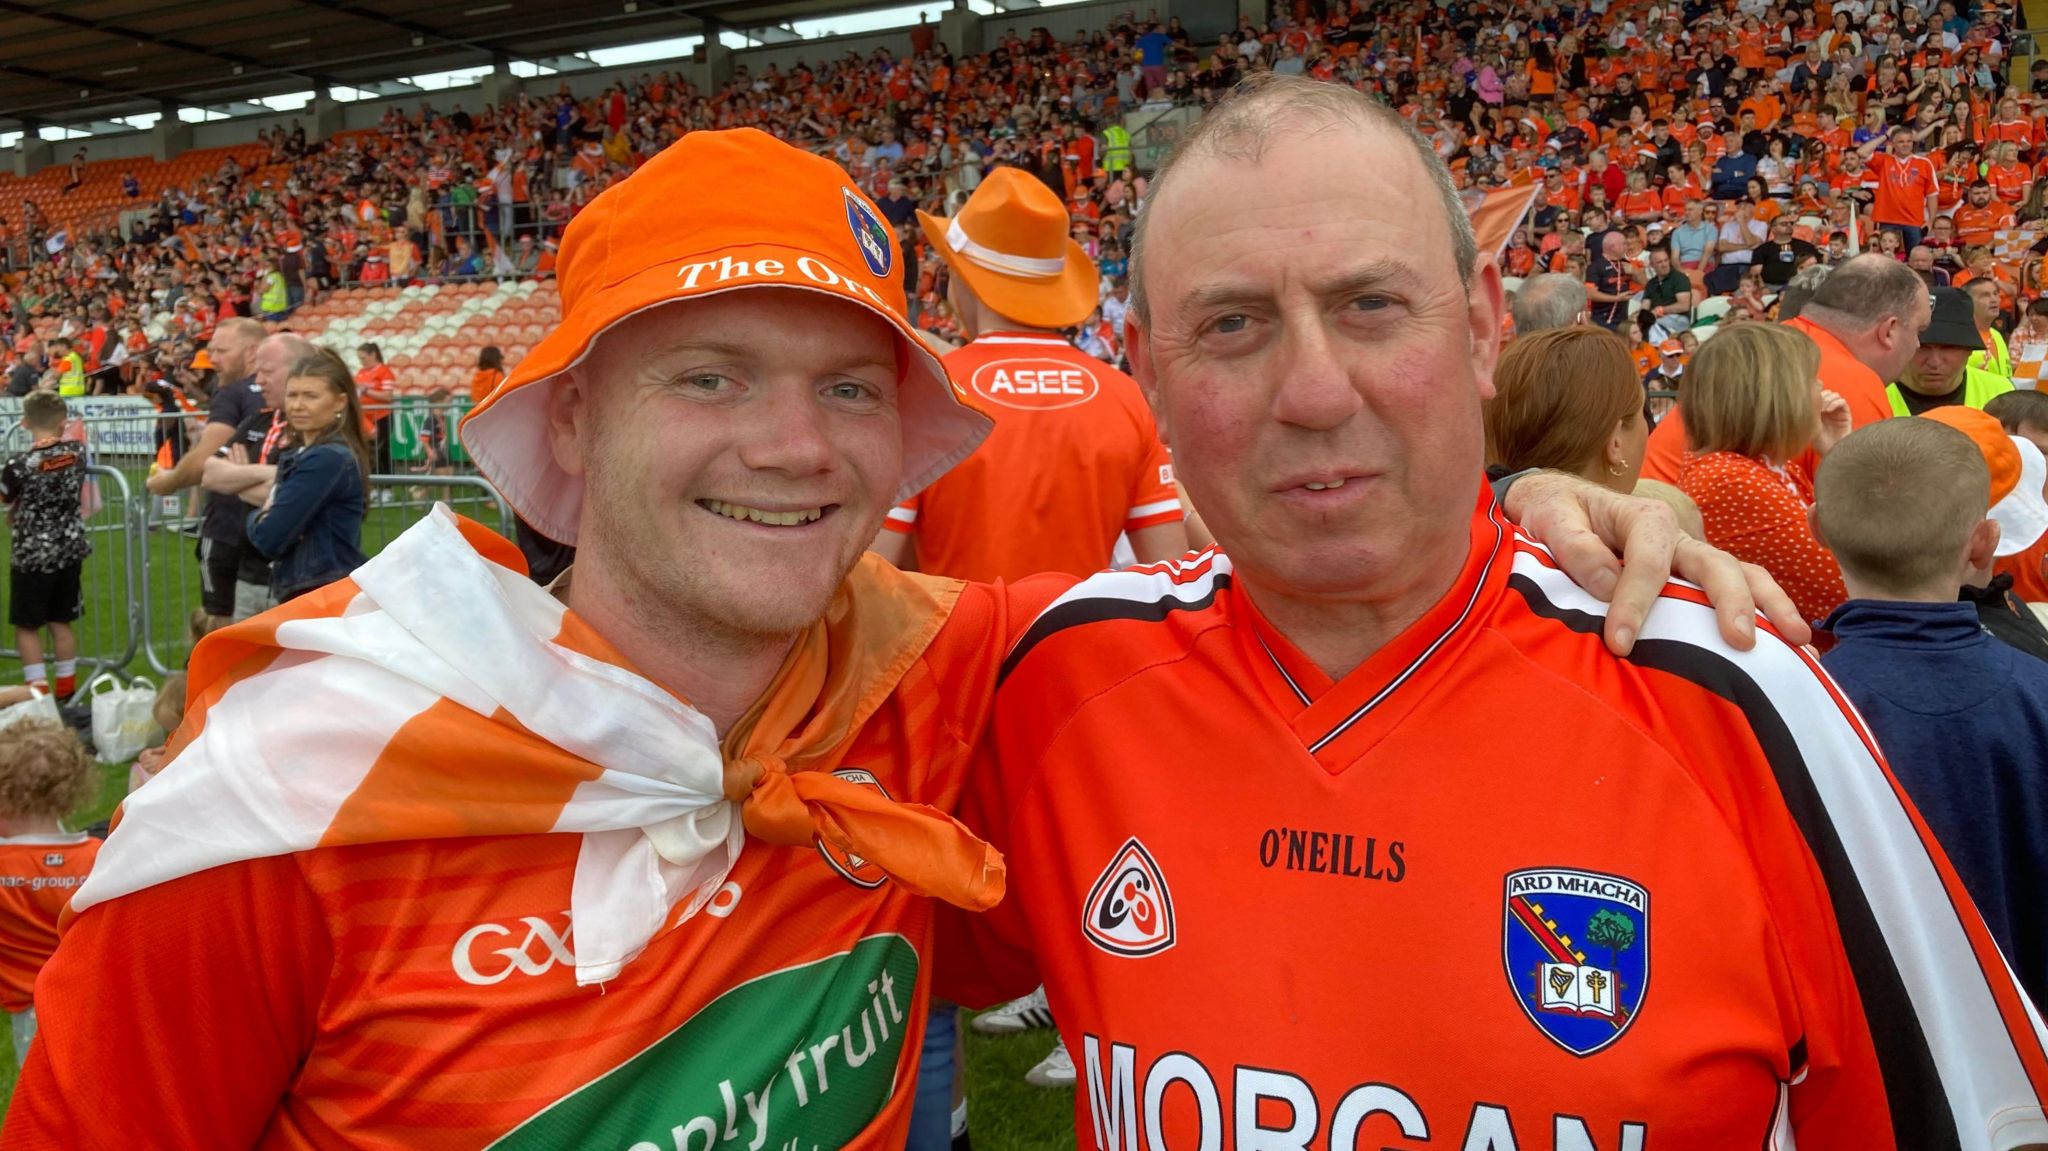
[0,719,96,1067]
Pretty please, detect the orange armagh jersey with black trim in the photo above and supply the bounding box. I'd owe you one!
[0,585,1031,1151]
[0,834,97,1014]
[940,492,2048,1151]
[884,332,1179,582]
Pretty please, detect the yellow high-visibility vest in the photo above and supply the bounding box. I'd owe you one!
[1103,124,1132,173]
[259,271,290,316]
[1970,326,2011,380]
[56,352,84,397]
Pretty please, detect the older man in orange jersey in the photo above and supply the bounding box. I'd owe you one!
[941,75,2048,1151]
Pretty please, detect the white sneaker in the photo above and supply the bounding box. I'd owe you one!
[969,986,1054,1035]
[1024,1035,1075,1088]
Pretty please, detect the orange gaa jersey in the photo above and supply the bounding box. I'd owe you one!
[0,834,97,1014]
[0,584,1044,1151]
[884,332,1180,582]
[939,491,2048,1151]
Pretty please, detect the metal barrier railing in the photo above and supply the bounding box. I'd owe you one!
[132,471,515,677]
[0,400,515,680]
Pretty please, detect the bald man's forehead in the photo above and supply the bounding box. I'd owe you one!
[1153,113,1427,220]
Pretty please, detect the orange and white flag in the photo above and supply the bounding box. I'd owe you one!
[74,506,1002,985]
[1463,184,1542,261]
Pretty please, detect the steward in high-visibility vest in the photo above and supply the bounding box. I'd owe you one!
[1887,289,2014,416]
[1958,279,2012,381]
[258,269,291,318]
[1888,364,2013,416]
[50,340,85,397]
[1103,123,1132,174]
[1970,324,2011,380]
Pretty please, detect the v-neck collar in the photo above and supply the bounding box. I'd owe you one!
[1231,491,1511,774]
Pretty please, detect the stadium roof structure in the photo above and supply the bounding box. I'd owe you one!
[0,0,944,135]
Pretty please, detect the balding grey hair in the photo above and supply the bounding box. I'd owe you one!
[1128,74,1478,326]
[1801,253,1925,331]
[1511,274,1589,334]
[1775,264,1833,322]
[261,332,318,360]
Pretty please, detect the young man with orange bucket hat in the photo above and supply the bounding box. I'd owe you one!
[6,129,1776,1150]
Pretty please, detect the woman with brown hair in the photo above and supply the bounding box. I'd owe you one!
[1486,325,1703,534]
[1485,326,1648,494]
[247,348,371,601]
[1676,323,1852,627]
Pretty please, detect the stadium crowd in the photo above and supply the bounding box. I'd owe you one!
[0,0,2040,1146]
[0,0,2040,398]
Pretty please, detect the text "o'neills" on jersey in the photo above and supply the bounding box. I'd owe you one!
[1257,827,1406,883]
[1082,1034,1646,1151]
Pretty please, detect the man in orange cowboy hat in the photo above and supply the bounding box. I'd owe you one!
[6,129,1782,1150]
[873,166,1188,581]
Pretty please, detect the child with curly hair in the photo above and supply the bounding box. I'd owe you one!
[0,719,96,1065]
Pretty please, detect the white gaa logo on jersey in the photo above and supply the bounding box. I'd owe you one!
[1082,837,1176,957]
[452,914,576,985]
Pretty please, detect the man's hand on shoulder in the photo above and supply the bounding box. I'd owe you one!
[1502,470,1811,655]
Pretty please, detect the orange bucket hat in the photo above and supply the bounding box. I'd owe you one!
[462,128,992,545]
[917,167,1099,330]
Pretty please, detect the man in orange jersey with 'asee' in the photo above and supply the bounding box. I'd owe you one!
[939,76,2048,1151]
[875,166,1187,582]
[2,128,1776,1149]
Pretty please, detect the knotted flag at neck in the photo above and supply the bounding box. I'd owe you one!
[72,506,1004,985]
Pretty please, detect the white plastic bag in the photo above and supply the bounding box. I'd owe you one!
[89,676,161,764]
[0,687,60,732]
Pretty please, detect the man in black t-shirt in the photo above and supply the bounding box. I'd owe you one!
[144,317,265,630]
[1754,217,1822,288]
[6,343,42,398]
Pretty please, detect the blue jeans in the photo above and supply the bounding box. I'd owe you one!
[907,1005,959,1151]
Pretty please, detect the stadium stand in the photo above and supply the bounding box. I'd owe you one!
[0,0,2031,408]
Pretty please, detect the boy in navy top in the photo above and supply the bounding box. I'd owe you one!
[1813,414,2048,1010]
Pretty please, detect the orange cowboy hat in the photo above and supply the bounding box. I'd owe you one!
[917,167,1099,330]
[462,128,992,546]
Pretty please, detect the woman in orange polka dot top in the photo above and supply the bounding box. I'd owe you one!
[1676,322,1854,630]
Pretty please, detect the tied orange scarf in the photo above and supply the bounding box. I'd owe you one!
[717,552,1004,914]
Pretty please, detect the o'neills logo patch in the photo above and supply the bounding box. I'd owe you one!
[490,934,919,1150]
[844,187,894,278]
[1082,837,1176,957]
[969,357,1101,411]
